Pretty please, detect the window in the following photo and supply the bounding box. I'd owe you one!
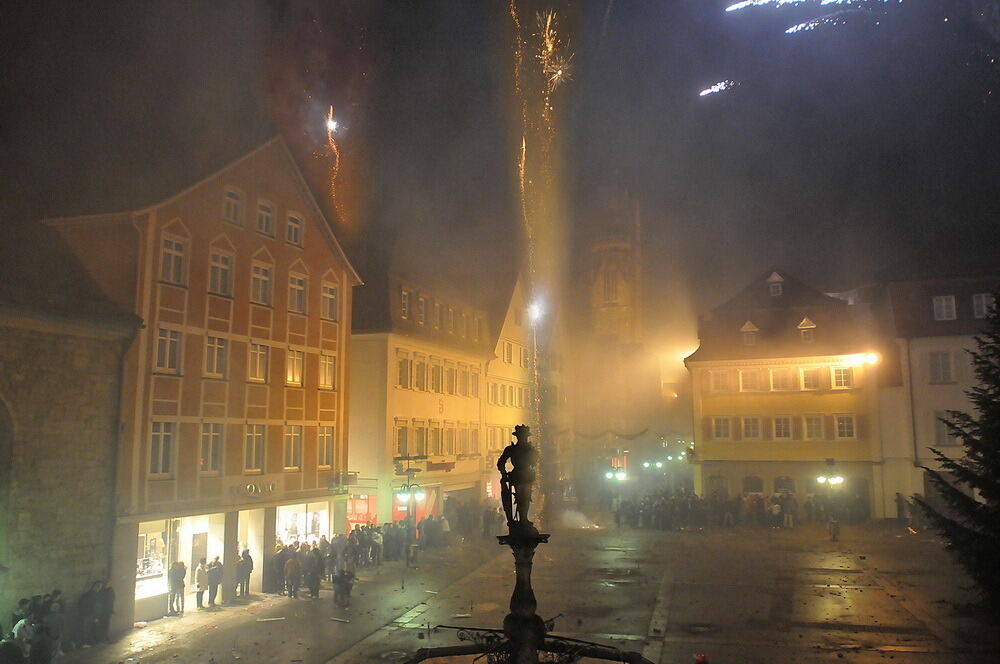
[444,427,456,455]
[286,349,304,385]
[504,341,514,364]
[739,370,760,392]
[769,282,782,297]
[712,416,730,439]
[395,422,409,456]
[973,293,996,319]
[458,368,469,397]
[934,411,956,445]
[929,351,953,383]
[401,290,411,319]
[459,427,470,454]
[431,363,443,392]
[770,368,792,391]
[256,201,275,235]
[319,354,336,389]
[200,423,223,474]
[742,332,756,346]
[251,264,273,305]
[742,417,761,439]
[471,428,480,454]
[447,307,455,333]
[397,355,412,388]
[801,368,820,390]
[160,238,186,285]
[429,425,442,455]
[413,424,427,456]
[832,367,854,389]
[800,328,815,343]
[804,415,824,440]
[460,312,468,337]
[773,416,792,439]
[471,372,480,398]
[244,424,265,472]
[318,425,335,468]
[205,336,227,377]
[283,425,303,470]
[417,297,427,325]
[432,302,442,329]
[149,422,175,476]
[835,414,856,439]
[933,295,956,321]
[603,270,617,301]
[248,343,269,382]
[414,358,427,391]
[445,366,456,394]
[709,371,730,392]
[223,190,243,225]
[156,328,181,372]
[286,215,303,246]
[207,251,233,297]
[321,284,340,321]
[520,347,530,368]
[288,275,307,314]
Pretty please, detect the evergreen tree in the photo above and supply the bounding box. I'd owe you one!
[916,296,1000,606]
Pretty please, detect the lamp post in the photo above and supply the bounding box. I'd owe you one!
[395,480,426,567]
[816,474,844,540]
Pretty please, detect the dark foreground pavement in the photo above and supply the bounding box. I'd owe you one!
[69,518,999,664]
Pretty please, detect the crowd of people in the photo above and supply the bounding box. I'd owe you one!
[1,582,115,663]
[613,488,868,530]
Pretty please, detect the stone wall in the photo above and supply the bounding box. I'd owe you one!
[0,321,128,626]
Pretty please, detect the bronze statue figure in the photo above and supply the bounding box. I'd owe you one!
[497,424,537,527]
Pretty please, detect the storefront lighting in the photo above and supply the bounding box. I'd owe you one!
[828,476,844,486]
[615,471,627,481]
[655,461,663,468]
[414,490,427,502]
[605,471,614,479]
[396,491,411,502]
[642,461,651,468]
[667,456,673,461]
[816,476,827,484]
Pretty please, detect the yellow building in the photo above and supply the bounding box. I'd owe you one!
[686,270,885,518]
[349,273,492,525]
[484,275,537,497]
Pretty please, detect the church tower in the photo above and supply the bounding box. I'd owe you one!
[590,194,643,345]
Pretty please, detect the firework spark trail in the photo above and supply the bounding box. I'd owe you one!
[325,105,342,213]
[726,0,893,11]
[699,80,740,96]
[786,9,865,33]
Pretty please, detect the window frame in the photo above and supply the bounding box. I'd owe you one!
[244,424,265,473]
[223,189,244,226]
[288,274,308,314]
[932,295,956,321]
[283,424,303,471]
[321,283,340,321]
[834,414,857,440]
[769,368,793,391]
[801,368,821,391]
[319,353,336,390]
[256,200,275,236]
[208,250,234,297]
[831,366,855,389]
[318,425,335,469]
[285,348,304,386]
[199,423,223,475]
[711,416,731,439]
[160,236,188,286]
[973,293,996,320]
[250,262,273,306]
[149,421,175,477]
[248,343,269,383]
[155,327,181,373]
[739,369,761,392]
[773,416,792,439]
[928,351,953,384]
[285,213,304,247]
[204,336,228,378]
[742,416,761,440]
[803,414,824,440]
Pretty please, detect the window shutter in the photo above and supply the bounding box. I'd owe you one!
[820,369,831,390]
[856,414,866,440]
[824,415,835,440]
[762,417,773,440]
[792,417,803,440]
[732,417,742,440]
[702,417,712,441]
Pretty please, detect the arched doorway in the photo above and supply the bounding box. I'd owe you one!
[706,475,728,500]
[774,476,795,495]
[742,476,763,494]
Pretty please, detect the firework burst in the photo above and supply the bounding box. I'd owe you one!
[699,80,740,96]
[325,105,342,211]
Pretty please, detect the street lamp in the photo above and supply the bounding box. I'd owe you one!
[642,461,651,468]
[655,461,663,469]
[615,471,627,481]
[395,480,426,567]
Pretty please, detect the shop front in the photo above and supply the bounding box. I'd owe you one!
[276,501,330,545]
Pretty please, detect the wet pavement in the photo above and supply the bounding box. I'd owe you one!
[67,518,998,664]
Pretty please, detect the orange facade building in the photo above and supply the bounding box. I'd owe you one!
[47,137,360,629]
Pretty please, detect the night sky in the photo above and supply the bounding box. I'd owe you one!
[2,1,998,343]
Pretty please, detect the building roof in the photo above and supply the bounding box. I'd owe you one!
[686,268,870,363]
[875,275,1000,339]
[0,223,138,331]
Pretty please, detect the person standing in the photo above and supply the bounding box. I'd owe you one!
[167,561,186,615]
[206,557,223,607]
[237,550,253,597]
[195,558,208,609]
[94,582,114,642]
[283,554,301,599]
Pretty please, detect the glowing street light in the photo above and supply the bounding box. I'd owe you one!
[642,461,651,468]
[655,461,663,468]
[615,471,627,481]
[605,471,614,480]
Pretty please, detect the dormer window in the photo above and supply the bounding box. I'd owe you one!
[769,283,782,297]
[766,271,784,298]
[740,320,759,346]
[797,316,816,342]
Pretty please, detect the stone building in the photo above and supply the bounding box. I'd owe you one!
[0,225,137,627]
[45,137,360,630]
